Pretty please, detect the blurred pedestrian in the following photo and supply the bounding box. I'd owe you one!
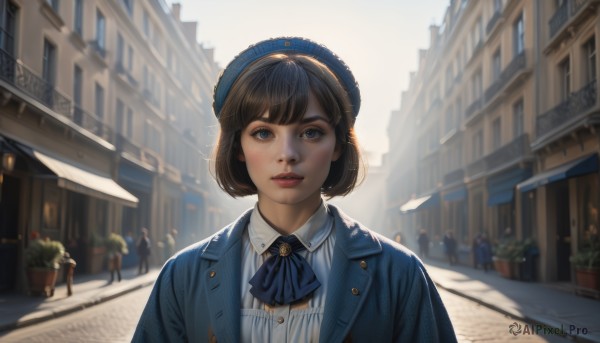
[133,37,456,342]
[164,228,178,260]
[61,252,76,296]
[417,229,430,259]
[106,231,128,283]
[137,228,151,275]
[122,230,137,268]
[443,231,458,266]
[475,233,493,272]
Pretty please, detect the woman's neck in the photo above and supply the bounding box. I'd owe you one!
[257,196,322,235]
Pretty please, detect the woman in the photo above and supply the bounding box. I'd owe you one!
[133,37,456,342]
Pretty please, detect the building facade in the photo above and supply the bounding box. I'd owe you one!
[0,0,221,294]
[387,0,599,283]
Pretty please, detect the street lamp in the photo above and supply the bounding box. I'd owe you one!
[0,149,16,203]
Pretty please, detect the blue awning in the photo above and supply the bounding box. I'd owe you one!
[517,154,599,193]
[400,193,439,213]
[487,168,531,206]
[443,187,467,202]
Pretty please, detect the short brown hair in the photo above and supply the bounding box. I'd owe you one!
[212,53,364,198]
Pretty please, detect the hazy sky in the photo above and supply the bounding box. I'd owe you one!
[170,0,448,165]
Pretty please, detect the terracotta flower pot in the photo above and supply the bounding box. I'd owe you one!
[26,268,58,297]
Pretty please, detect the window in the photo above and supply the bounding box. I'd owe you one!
[472,69,483,101]
[121,0,133,16]
[74,0,83,36]
[0,1,18,56]
[116,32,124,69]
[95,9,105,54]
[513,99,524,138]
[494,0,502,12]
[445,107,454,133]
[492,48,501,81]
[513,13,524,56]
[73,65,83,124]
[456,97,463,122]
[127,45,134,72]
[559,57,571,101]
[144,120,162,154]
[492,117,501,149]
[583,37,596,84]
[95,82,104,120]
[126,108,133,137]
[143,10,150,37]
[445,65,453,92]
[472,129,483,159]
[46,0,59,12]
[42,39,56,87]
[116,98,125,135]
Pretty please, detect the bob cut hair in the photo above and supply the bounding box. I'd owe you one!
[212,53,364,198]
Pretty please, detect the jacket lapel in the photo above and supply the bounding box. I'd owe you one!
[320,205,382,343]
[201,209,252,343]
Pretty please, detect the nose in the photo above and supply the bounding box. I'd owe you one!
[277,134,300,164]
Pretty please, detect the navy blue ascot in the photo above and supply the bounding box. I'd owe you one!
[249,235,321,305]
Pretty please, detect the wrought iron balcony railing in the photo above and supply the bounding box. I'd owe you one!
[484,133,530,172]
[486,10,502,36]
[465,97,483,119]
[0,49,71,117]
[443,168,464,185]
[484,51,526,104]
[549,1,569,39]
[536,80,597,138]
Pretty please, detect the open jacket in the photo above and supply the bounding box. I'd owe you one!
[132,205,456,342]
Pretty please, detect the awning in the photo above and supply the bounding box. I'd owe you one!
[517,154,599,193]
[443,187,467,202]
[400,193,439,213]
[33,150,138,207]
[487,168,531,206]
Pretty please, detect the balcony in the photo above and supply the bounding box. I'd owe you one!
[549,1,569,39]
[443,168,464,186]
[466,156,486,178]
[0,49,71,117]
[484,134,530,173]
[465,97,483,121]
[484,51,527,105]
[486,10,502,36]
[547,0,600,52]
[0,49,114,143]
[536,80,597,139]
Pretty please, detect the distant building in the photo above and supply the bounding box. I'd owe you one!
[386,0,599,283]
[0,0,221,293]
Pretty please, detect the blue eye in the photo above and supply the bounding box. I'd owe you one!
[302,128,323,140]
[251,129,272,140]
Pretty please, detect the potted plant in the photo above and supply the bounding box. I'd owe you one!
[493,238,536,280]
[87,232,106,274]
[570,240,600,292]
[25,237,65,297]
[106,232,128,282]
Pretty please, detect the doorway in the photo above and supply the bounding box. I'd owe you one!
[0,175,21,292]
[555,181,571,281]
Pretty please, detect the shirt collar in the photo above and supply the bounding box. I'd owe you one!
[248,201,333,254]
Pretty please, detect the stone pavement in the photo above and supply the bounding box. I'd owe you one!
[424,259,600,343]
[0,267,160,333]
[0,260,599,342]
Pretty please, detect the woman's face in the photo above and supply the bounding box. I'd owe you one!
[239,94,341,209]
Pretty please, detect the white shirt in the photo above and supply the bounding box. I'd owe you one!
[240,201,335,343]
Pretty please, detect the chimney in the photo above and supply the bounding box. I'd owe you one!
[429,24,439,46]
[171,3,181,22]
[182,21,198,45]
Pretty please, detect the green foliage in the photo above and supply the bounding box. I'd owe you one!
[494,238,537,263]
[25,238,65,269]
[89,232,105,247]
[105,233,128,254]
[570,240,600,269]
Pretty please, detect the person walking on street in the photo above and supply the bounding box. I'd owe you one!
[443,231,458,266]
[133,37,456,342]
[137,228,151,275]
[418,229,430,259]
[106,231,128,283]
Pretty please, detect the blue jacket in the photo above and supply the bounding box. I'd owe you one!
[133,205,456,342]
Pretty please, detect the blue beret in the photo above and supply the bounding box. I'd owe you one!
[212,37,361,118]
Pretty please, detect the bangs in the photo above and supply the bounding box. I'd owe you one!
[241,55,311,127]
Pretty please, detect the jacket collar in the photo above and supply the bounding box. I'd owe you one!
[200,204,383,343]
